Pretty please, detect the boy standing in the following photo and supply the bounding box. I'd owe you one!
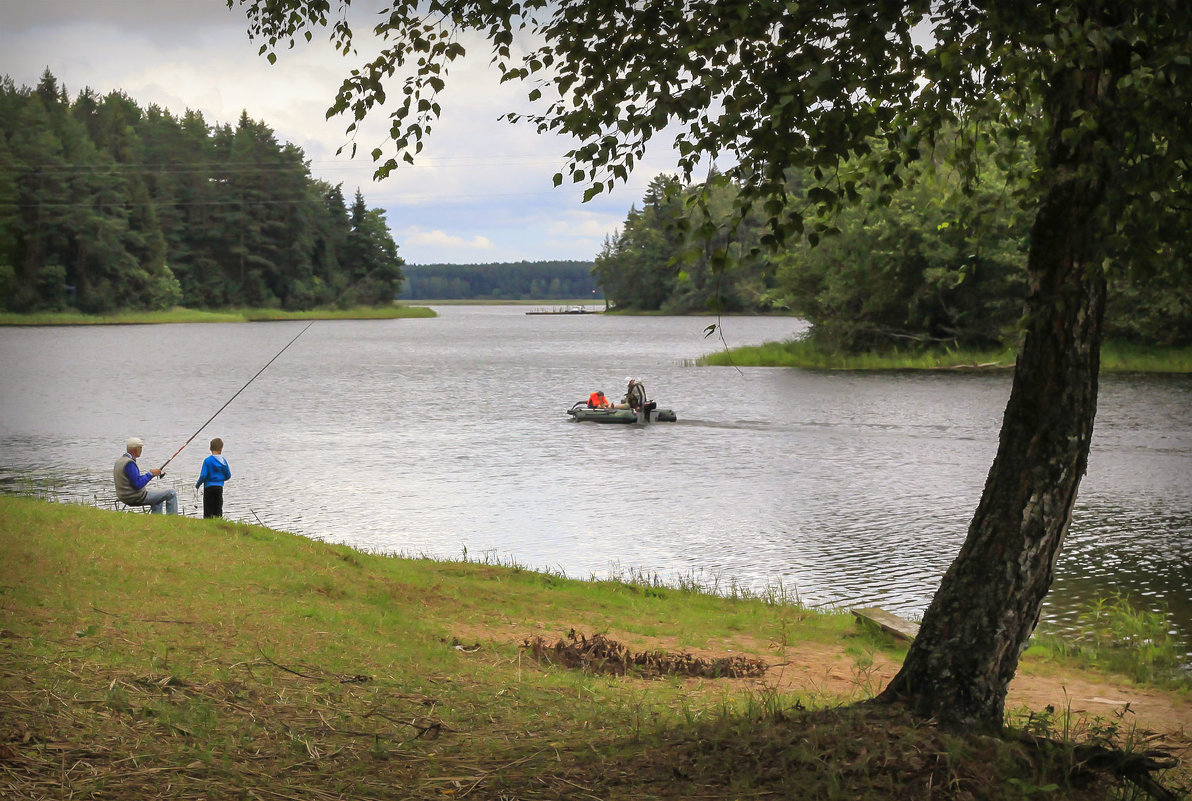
[195,438,232,519]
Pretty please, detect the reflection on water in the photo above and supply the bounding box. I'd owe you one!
[1,306,1189,653]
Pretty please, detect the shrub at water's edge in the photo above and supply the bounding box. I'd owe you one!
[1028,593,1190,689]
[0,304,436,326]
[699,338,1192,373]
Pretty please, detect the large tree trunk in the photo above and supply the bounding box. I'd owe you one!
[878,70,1114,730]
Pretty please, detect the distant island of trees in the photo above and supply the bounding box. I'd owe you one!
[400,260,601,301]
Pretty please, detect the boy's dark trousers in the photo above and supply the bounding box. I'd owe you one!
[202,485,224,519]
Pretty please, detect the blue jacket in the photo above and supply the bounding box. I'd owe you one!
[196,455,231,488]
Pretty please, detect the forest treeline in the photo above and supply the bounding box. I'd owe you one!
[400,260,600,300]
[0,71,404,313]
[596,138,1192,351]
[5,68,1188,348]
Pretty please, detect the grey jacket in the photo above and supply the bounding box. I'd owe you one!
[113,454,148,505]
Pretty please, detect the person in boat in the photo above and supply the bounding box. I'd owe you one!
[619,377,655,415]
[587,390,612,408]
[114,436,179,514]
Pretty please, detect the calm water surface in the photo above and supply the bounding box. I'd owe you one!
[1,306,1189,650]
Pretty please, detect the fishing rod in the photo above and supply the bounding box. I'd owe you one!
[157,321,313,474]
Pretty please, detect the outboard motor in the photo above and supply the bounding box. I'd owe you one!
[636,400,658,424]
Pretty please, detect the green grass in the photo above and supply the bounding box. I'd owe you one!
[697,338,1017,370]
[0,304,436,326]
[400,297,606,306]
[1098,341,1192,373]
[1,496,1187,800]
[236,304,436,321]
[698,337,1192,373]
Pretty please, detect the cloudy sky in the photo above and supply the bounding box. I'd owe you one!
[0,0,684,264]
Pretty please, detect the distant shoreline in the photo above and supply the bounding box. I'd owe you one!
[0,304,436,326]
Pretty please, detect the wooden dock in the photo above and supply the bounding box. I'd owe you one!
[851,607,920,641]
[524,306,602,315]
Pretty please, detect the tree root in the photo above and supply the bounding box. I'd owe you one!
[1014,729,1182,801]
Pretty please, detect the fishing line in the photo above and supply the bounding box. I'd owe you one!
[158,321,313,473]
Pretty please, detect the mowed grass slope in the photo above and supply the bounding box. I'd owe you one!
[0,497,1186,800]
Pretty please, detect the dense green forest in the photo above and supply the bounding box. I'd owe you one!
[400,260,600,300]
[597,142,1191,350]
[0,71,404,313]
[593,174,772,316]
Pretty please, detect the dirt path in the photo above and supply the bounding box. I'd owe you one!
[501,624,1191,750]
[766,643,1191,745]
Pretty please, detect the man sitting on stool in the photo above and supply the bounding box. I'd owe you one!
[114,437,179,514]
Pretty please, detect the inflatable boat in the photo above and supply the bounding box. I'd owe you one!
[567,401,677,424]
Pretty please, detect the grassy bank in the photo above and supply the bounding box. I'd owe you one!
[0,497,1187,800]
[0,304,436,326]
[698,338,1192,373]
[400,298,605,306]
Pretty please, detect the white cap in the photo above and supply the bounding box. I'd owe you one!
[126,437,144,451]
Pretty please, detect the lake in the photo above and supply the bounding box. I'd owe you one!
[1,305,1189,652]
